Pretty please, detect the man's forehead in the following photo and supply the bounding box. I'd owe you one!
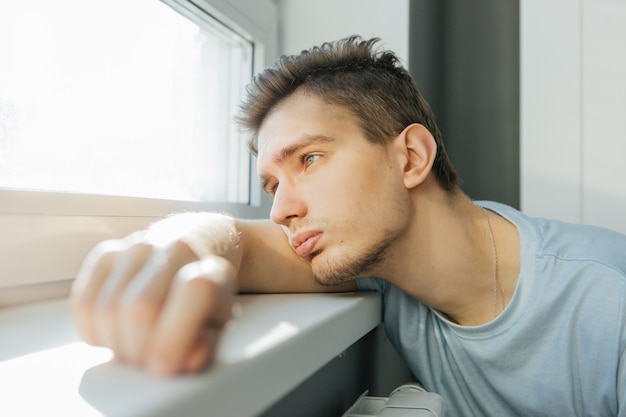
[257,93,352,146]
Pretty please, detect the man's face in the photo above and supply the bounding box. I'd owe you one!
[257,91,412,285]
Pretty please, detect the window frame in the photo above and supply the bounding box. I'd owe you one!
[0,0,277,304]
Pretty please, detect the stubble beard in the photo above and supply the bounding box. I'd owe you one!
[311,231,399,286]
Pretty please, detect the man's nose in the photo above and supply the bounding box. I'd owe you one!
[269,182,307,226]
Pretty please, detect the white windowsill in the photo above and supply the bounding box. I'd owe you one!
[0,292,381,417]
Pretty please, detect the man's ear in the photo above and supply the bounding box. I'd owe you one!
[397,123,437,189]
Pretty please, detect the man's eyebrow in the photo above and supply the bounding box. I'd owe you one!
[272,134,335,165]
[259,135,335,193]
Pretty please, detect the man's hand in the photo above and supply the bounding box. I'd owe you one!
[70,231,238,377]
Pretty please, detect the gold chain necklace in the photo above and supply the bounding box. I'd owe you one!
[482,207,498,318]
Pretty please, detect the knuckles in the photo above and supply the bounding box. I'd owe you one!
[176,257,237,320]
[70,234,237,374]
[118,291,162,329]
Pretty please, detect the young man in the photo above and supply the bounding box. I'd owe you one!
[71,36,626,416]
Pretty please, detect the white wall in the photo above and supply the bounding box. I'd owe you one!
[275,0,410,67]
[521,0,626,234]
[581,0,626,233]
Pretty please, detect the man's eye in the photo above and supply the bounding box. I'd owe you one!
[264,182,278,196]
[304,154,320,166]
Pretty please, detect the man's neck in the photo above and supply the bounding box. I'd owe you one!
[373,190,520,326]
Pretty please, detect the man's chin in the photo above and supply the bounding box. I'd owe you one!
[311,240,391,285]
[311,253,360,287]
[313,274,351,287]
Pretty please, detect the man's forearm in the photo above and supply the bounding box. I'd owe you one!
[144,212,242,271]
[145,212,350,293]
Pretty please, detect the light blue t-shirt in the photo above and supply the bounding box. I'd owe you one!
[357,201,626,417]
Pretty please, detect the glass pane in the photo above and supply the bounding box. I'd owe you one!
[0,0,253,203]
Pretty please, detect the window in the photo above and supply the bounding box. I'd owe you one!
[0,0,277,304]
[1,0,252,203]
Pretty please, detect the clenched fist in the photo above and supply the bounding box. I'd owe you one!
[70,213,241,376]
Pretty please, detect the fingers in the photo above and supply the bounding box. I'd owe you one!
[71,233,148,347]
[147,256,237,376]
[182,329,219,374]
[95,242,156,354]
[114,245,175,363]
[70,237,237,377]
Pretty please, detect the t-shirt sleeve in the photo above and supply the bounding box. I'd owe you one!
[356,276,388,293]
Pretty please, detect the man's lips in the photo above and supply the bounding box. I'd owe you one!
[292,231,323,258]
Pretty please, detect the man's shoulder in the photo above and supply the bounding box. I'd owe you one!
[533,217,626,275]
[480,200,626,276]
[356,277,387,293]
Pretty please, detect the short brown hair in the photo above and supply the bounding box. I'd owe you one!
[236,35,459,191]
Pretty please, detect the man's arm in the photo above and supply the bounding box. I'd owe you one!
[70,213,354,377]
[235,219,355,293]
